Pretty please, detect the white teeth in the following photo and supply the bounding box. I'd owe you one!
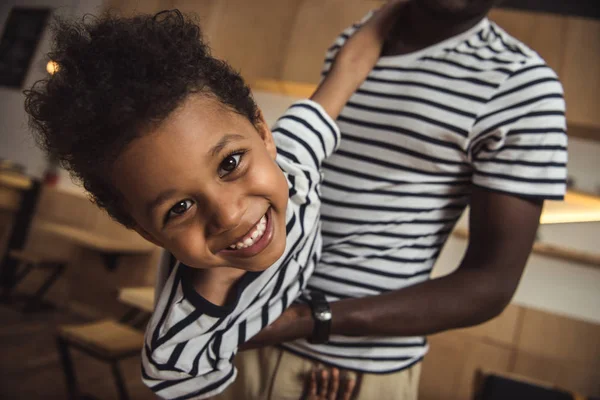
[227,212,268,250]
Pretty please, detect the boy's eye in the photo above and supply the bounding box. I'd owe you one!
[167,199,193,219]
[218,153,243,177]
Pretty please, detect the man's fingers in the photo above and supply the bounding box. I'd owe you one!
[341,375,356,400]
[328,368,340,400]
[308,370,318,397]
[319,369,329,398]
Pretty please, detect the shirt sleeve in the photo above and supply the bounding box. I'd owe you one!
[272,99,341,171]
[468,61,568,200]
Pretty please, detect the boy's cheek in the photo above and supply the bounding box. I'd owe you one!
[164,230,208,268]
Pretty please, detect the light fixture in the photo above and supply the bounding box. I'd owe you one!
[46,60,59,75]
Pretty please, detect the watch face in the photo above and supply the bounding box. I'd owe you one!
[315,309,332,321]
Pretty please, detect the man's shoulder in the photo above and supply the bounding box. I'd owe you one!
[453,20,553,75]
[419,19,553,77]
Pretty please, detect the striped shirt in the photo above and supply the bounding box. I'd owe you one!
[282,16,567,373]
[142,100,340,399]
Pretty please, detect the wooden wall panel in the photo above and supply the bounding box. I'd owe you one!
[561,16,600,127]
[455,304,524,347]
[421,305,600,399]
[170,0,219,36]
[104,0,172,15]
[420,331,514,400]
[280,0,383,84]
[420,333,467,400]
[516,307,600,367]
[199,0,304,81]
[488,9,567,74]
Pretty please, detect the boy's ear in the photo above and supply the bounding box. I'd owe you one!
[255,109,277,160]
[131,223,164,248]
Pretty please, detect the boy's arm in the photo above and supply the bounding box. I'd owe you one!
[310,0,405,119]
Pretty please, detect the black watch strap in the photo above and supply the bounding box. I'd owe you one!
[308,290,331,344]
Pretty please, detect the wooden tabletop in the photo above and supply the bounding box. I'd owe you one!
[36,221,156,254]
[0,172,32,191]
[118,286,154,312]
[541,191,600,224]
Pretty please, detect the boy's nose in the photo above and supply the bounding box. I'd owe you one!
[206,198,244,236]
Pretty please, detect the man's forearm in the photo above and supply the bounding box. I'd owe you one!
[244,189,538,349]
[243,263,518,350]
[327,267,512,338]
[249,266,513,349]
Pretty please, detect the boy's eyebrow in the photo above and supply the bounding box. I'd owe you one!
[210,134,245,157]
[147,189,178,216]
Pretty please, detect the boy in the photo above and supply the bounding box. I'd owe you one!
[25,2,405,399]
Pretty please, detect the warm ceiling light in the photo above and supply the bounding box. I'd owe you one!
[46,60,59,75]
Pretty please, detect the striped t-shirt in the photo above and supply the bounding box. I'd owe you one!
[282,16,567,373]
[142,100,340,399]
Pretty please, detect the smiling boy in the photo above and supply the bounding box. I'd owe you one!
[24,3,405,399]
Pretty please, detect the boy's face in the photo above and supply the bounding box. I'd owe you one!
[112,94,289,272]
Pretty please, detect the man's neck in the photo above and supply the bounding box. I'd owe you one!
[381,2,487,57]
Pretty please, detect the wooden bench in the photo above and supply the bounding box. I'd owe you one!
[56,319,145,400]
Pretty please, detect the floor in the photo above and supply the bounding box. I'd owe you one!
[0,302,156,400]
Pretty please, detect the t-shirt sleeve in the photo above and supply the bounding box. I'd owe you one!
[468,61,568,200]
[272,99,341,171]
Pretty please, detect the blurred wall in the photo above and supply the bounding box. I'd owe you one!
[0,0,105,185]
[103,0,383,83]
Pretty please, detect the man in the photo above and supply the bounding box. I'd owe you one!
[217,0,568,398]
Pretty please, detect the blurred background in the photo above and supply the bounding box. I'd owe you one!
[0,0,599,399]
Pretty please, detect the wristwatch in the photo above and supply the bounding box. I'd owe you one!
[307,290,332,344]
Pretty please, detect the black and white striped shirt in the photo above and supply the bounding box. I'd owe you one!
[142,100,340,399]
[282,16,567,373]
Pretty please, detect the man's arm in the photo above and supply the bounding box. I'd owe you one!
[243,187,542,347]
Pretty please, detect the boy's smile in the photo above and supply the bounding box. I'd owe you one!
[218,208,273,256]
[111,94,289,272]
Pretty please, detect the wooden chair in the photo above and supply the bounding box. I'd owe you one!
[6,249,67,312]
[56,319,145,400]
[474,369,587,400]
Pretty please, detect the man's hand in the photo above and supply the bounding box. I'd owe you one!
[304,368,356,400]
[240,303,313,350]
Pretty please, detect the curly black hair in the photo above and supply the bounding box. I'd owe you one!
[25,10,259,227]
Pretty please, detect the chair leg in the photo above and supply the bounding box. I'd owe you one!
[0,261,31,300]
[119,307,141,324]
[23,263,65,312]
[13,261,34,287]
[56,337,79,400]
[110,361,130,400]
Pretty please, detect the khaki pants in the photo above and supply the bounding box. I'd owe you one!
[213,346,421,400]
